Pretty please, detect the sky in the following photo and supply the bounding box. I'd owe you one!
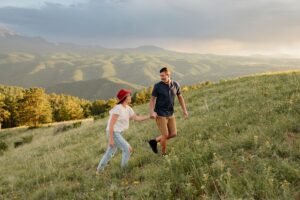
[0,0,300,56]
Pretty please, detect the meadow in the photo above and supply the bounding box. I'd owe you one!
[0,71,300,199]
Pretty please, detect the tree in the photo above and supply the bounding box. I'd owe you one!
[57,97,84,121]
[132,87,152,105]
[0,94,10,129]
[18,88,52,127]
[3,95,20,128]
[91,100,107,115]
[105,98,117,112]
[49,94,85,121]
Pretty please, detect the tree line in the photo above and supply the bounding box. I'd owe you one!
[0,81,211,129]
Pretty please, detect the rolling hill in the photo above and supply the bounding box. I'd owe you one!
[1,29,300,100]
[0,71,299,199]
[46,77,144,100]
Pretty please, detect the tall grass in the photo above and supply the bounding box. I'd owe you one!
[0,71,300,199]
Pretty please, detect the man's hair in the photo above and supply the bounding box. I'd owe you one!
[160,67,170,74]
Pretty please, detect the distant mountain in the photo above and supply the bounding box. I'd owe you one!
[0,26,18,37]
[46,77,144,100]
[0,26,105,54]
[1,27,300,100]
[121,45,168,53]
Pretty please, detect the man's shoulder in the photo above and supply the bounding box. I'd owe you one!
[172,80,180,87]
[153,81,163,88]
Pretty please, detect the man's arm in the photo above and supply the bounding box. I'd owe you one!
[149,96,157,119]
[177,94,188,119]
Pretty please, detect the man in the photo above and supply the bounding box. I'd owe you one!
[148,67,188,155]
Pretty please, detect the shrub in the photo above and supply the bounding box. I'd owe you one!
[22,135,33,144]
[0,140,8,152]
[14,135,33,148]
[14,140,23,148]
[54,121,82,135]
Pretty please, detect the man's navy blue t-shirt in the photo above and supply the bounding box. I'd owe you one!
[152,80,181,117]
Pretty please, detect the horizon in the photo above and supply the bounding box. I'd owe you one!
[0,0,300,57]
[1,25,300,58]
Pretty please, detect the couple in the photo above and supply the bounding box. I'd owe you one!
[96,67,188,173]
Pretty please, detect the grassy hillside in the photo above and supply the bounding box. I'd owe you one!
[1,51,300,100]
[0,71,300,199]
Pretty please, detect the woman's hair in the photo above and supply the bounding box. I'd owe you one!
[117,95,127,104]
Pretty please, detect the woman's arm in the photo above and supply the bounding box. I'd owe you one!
[131,114,150,121]
[109,114,119,147]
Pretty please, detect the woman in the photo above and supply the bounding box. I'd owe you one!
[96,89,150,173]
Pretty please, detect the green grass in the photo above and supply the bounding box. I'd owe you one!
[1,71,300,199]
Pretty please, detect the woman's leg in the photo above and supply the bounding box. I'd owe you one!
[96,145,117,171]
[96,131,118,172]
[114,132,131,168]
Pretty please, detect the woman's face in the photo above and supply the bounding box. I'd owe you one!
[125,94,132,104]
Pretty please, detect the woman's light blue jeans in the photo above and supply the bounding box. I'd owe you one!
[97,131,131,171]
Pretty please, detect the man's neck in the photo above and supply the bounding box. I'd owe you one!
[162,79,171,85]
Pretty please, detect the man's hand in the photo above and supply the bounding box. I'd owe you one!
[150,111,157,119]
[183,110,189,119]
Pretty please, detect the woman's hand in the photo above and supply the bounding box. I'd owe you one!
[150,111,157,119]
[109,139,115,148]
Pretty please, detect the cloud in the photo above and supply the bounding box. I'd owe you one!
[0,0,300,54]
[0,0,87,9]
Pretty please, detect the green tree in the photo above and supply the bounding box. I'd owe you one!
[3,96,21,128]
[0,94,10,129]
[132,87,152,105]
[105,98,117,112]
[18,88,52,127]
[49,94,88,121]
[79,100,92,118]
[56,96,84,121]
[91,100,107,115]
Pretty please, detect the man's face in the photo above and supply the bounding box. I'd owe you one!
[160,71,170,83]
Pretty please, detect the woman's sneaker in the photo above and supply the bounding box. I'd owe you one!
[148,139,158,153]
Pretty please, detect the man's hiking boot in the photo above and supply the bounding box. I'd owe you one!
[148,139,158,154]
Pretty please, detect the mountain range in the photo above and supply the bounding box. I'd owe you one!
[1,26,300,100]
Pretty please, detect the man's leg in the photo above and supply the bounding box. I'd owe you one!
[159,116,176,155]
[149,116,168,154]
[167,115,177,139]
[160,134,168,155]
[155,115,177,141]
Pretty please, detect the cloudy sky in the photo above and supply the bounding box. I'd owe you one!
[0,0,300,55]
